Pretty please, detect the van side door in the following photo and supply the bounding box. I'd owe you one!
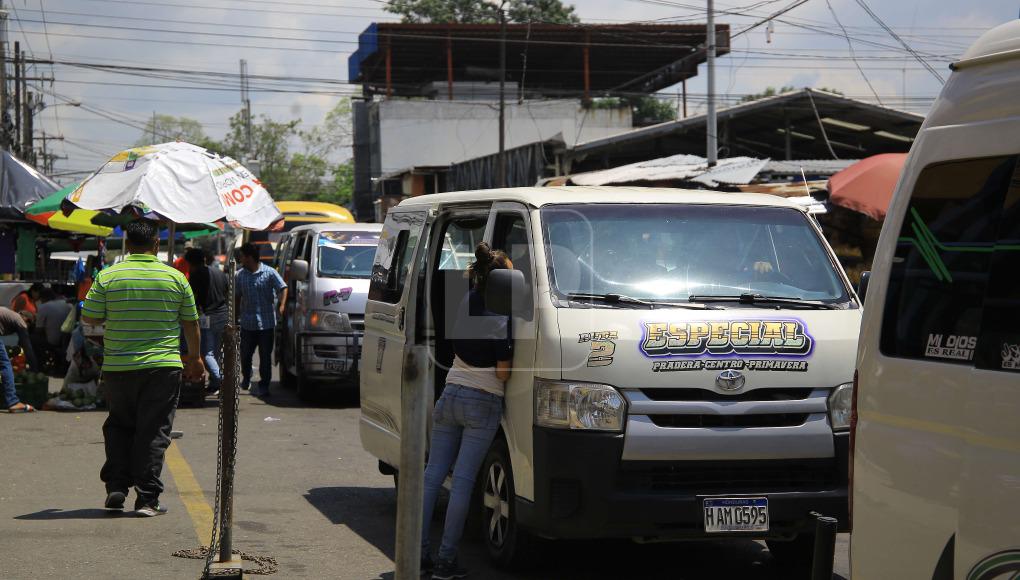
[484,201,540,500]
[360,208,432,468]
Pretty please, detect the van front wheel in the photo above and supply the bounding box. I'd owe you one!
[480,439,536,569]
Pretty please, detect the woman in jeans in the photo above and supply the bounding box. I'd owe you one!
[422,242,513,580]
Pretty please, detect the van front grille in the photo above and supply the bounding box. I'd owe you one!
[641,388,814,402]
[618,459,839,493]
[649,413,809,429]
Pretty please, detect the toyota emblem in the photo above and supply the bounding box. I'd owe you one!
[716,369,746,392]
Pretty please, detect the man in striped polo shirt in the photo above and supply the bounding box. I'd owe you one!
[82,219,205,517]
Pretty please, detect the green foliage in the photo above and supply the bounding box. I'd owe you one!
[386,0,578,23]
[134,114,208,147]
[738,85,796,103]
[816,86,845,96]
[632,95,676,124]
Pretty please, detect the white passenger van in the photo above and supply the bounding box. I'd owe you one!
[360,187,861,568]
[851,20,1020,580]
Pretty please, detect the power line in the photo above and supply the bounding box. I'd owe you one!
[825,0,883,105]
[851,0,944,83]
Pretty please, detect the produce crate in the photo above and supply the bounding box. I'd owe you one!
[14,374,50,408]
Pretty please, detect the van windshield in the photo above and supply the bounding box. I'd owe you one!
[316,232,380,279]
[541,204,849,304]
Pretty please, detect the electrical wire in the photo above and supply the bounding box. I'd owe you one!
[851,0,945,83]
[826,0,883,106]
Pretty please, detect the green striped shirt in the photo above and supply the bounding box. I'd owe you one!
[83,253,199,372]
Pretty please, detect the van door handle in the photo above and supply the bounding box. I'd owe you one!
[398,307,405,331]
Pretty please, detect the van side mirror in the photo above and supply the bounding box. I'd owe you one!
[290,259,309,282]
[485,269,528,317]
[857,271,871,304]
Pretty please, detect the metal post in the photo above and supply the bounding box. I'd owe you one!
[0,3,8,150]
[152,111,157,145]
[497,4,507,187]
[811,515,838,580]
[166,222,176,267]
[582,31,591,103]
[394,346,429,580]
[682,79,688,118]
[706,0,718,166]
[13,41,19,156]
[784,109,792,161]
[446,34,454,101]
[385,38,393,99]
[23,88,31,165]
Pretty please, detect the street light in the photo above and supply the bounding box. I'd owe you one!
[33,100,81,116]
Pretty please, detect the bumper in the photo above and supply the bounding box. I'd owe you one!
[296,331,362,380]
[518,427,849,540]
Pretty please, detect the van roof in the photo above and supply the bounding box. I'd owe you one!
[394,186,806,211]
[953,19,1020,69]
[287,222,383,234]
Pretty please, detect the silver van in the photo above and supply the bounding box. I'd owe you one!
[274,222,382,399]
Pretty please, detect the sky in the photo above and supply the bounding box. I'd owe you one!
[3,0,1017,183]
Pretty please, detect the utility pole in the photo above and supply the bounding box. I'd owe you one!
[240,59,252,159]
[151,110,156,145]
[1,1,9,151]
[23,88,32,165]
[13,40,19,157]
[497,1,507,188]
[706,0,717,166]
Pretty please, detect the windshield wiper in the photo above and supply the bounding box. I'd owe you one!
[687,293,839,310]
[567,292,720,310]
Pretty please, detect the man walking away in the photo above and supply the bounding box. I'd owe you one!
[1,306,39,413]
[82,220,205,517]
[236,243,286,398]
[186,248,229,396]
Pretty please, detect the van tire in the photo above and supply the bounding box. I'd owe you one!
[766,534,814,577]
[480,439,537,570]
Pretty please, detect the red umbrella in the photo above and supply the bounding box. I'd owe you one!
[827,153,907,221]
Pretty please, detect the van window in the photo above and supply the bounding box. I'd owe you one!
[369,212,426,304]
[492,213,532,284]
[542,204,847,304]
[316,232,380,279]
[438,219,484,271]
[879,156,1020,369]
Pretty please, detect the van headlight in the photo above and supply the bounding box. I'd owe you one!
[534,379,626,432]
[308,310,349,333]
[828,382,854,431]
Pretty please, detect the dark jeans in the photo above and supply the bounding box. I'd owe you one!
[100,367,181,507]
[241,328,274,390]
[0,345,18,407]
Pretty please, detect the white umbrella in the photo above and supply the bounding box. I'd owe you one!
[63,141,282,231]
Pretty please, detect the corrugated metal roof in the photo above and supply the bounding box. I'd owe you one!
[569,154,768,187]
[761,159,856,175]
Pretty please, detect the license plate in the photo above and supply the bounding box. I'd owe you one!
[703,497,769,533]
[324,359,346,372]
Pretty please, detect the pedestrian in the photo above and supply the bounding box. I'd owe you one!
[9,282,43,318]
[1,306,40,413]
[421,243,514,579]
[236,242,287,398]
[35,288,72,352]
[185,248,229,396]
[81,219,205,517]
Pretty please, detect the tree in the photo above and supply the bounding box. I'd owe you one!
[739,86,796,103]
[632,95,676,125]
[302,100,353,158]
[134,114,208,147]
[386,0,578,24]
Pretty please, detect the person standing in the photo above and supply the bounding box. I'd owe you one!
[10,282,43,321]
[185,248,229,396]
[0,306,39,413]
[421,243,514,579]
[235,243,286,398]
[82,219,204,517]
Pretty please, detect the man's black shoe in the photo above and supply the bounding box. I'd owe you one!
[432,559,468,580]
[104,491,126,510]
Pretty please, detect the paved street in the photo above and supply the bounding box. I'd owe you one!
[0,375,849,579]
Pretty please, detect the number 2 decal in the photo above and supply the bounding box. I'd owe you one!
[579,331,619,367]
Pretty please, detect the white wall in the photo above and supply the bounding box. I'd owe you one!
[376,99,632,174]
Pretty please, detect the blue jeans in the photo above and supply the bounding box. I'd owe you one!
[202,311,228,390]
[240,328,275,391]
[421,384,504,562]
[0,346,18,407]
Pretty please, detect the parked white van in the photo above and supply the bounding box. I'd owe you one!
[851,20,1020,580]
[360,187,861,568]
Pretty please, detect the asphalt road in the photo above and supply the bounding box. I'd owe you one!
[0,374,850,579]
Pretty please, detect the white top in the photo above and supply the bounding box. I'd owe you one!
[445,355,505,398]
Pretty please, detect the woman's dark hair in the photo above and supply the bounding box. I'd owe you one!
[125,219,159,250]
[469,242,510,292]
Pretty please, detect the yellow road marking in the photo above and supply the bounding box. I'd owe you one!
[165,442,213,544]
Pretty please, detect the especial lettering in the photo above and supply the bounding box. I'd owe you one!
[641,320,813,357]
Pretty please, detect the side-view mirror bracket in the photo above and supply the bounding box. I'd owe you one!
[857,271,871,304]
[290,259,310,282]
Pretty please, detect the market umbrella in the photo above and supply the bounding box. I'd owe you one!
[827,153,907,221]
[62,142,283,231]
[0,149,60,221]
[25,183,114,236]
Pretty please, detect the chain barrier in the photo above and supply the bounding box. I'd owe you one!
[172,547,279,576]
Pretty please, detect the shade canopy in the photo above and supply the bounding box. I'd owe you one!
[827,153,908,221]
[0,150,60,220]
[25,184,114,236]
[63,142,283,231]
